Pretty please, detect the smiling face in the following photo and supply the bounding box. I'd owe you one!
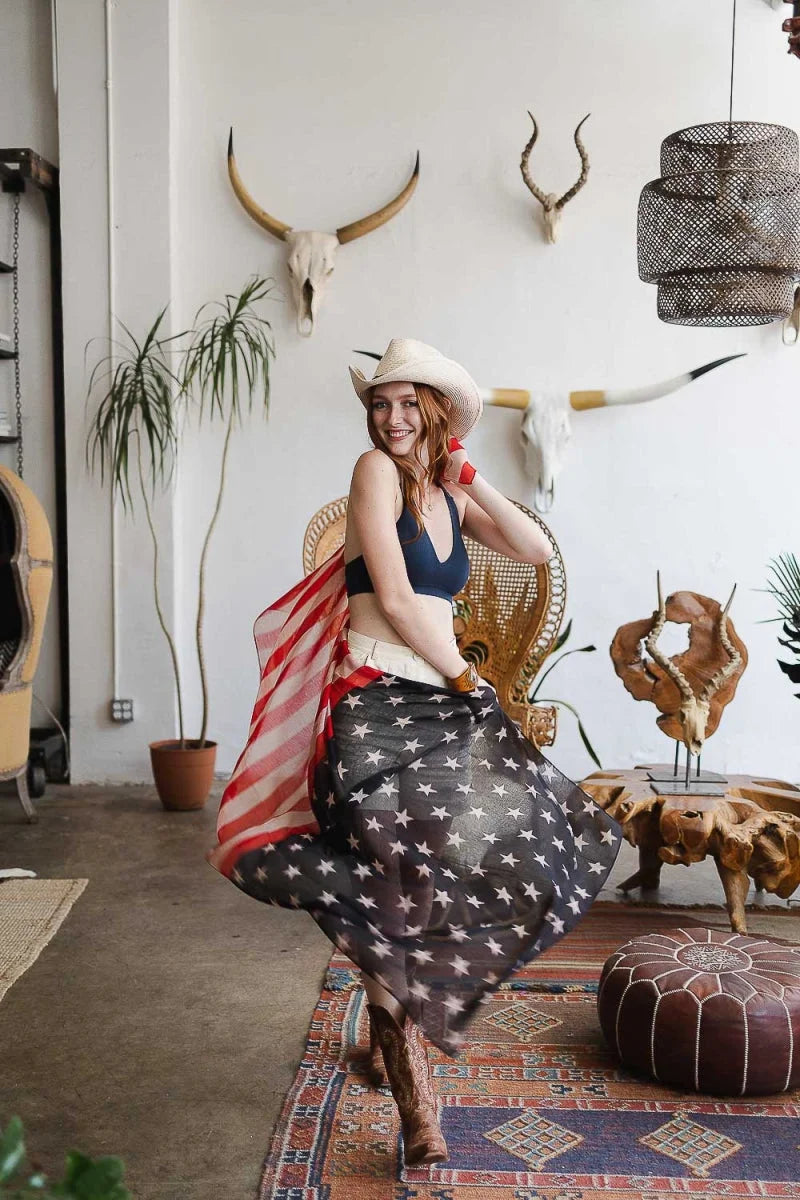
[368,380,424,458]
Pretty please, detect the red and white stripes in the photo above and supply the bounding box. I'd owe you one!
[208,548,379,877]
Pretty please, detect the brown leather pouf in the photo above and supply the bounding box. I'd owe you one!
[597,927,800,1096]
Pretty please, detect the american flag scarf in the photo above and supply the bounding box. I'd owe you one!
[208,548,622,1052]
[208,548,379,877]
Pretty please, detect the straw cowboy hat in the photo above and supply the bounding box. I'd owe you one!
[350,338,483,440]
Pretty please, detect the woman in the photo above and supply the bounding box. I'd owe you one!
[210,339,621,1169]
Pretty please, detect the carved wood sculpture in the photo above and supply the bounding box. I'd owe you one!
[519,113,590,243]
[581,767,800,932]
[611,574,747,759]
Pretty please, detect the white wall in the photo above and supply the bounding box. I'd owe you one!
[52,0,800,781]
[0,0,59,719]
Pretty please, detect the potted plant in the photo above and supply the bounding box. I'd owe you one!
[86,277,274,809]
[763,552,800,699]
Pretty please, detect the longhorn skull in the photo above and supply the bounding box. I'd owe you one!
[228,130,419,336]
[520,113,590,243]
[482,355,745,512]
[354,353,744,514]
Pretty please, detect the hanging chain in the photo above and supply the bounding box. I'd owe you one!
[728,0,737,125]
[12,192,22,477]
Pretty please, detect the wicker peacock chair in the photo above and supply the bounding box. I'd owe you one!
[302,496,566,747]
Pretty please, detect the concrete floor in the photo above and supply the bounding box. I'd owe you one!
[0,782,796,1199]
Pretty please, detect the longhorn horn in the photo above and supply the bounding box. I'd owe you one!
[569,354,746,411]
[479,387,531,411]
[227,129,292,241]
[699,585,743,704]
[644,571,696,704]
[336,153,420,245]
[519,113,551,207]
[555,113,591,209]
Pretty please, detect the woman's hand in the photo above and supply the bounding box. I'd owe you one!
[443,436,476,485]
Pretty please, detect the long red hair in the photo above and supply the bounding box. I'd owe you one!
[366,383,452,544]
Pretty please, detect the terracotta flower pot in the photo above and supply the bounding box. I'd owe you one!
[149,739,217,810]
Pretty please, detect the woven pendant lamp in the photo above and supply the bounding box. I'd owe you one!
[637,2,800,327]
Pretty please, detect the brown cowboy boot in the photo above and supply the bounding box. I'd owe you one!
[368,1004,448,1166]
[346,1004,387,1087]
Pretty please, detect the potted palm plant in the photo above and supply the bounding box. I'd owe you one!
[86,277,274,809]
[763,552,800,699]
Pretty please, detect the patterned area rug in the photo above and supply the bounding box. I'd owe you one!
[0,878,88,1002]
[260,903,800,1198]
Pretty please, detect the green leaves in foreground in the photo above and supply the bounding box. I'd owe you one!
[0,1118,129,1200]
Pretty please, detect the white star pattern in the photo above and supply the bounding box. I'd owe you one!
[235,672,620,1052]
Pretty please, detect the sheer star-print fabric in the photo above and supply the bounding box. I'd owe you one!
[210,550,621,1053]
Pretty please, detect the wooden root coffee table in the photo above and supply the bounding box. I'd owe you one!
[580,766,800,933]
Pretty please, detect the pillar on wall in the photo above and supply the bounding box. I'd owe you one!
[55,0,180,781]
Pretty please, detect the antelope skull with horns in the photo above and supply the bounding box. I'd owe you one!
[520,113,590,243]
[481,355,744,513]
[644,573,744,757]
[227,130,420,336]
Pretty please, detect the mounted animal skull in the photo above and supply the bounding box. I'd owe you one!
[227,130,419,336]
[610,573,747,759]
[643,573,744,756]
[482,355,744,512]
[519,113,590,243]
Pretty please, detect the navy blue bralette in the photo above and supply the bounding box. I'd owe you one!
[344,485,470,603]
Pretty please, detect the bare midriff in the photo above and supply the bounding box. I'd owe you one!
[343,489,457,649]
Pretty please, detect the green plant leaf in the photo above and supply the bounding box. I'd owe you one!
[51,1152,129,1200]
[85,307,183,511]
[551,618,573,654]
[181,276,275,429]
[778,659,800,684]
[0,1116,25,1183]
[529,645,596,701]
[536,697,603,769]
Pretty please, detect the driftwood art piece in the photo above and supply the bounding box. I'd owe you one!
[227,131,419,336]
[519,113,590,243]
[581,767,800,933]
[611,574,747,772]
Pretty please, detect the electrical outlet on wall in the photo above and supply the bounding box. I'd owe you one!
[110,698,134,722]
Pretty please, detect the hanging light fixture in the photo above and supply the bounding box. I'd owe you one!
[637,0,800,326]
